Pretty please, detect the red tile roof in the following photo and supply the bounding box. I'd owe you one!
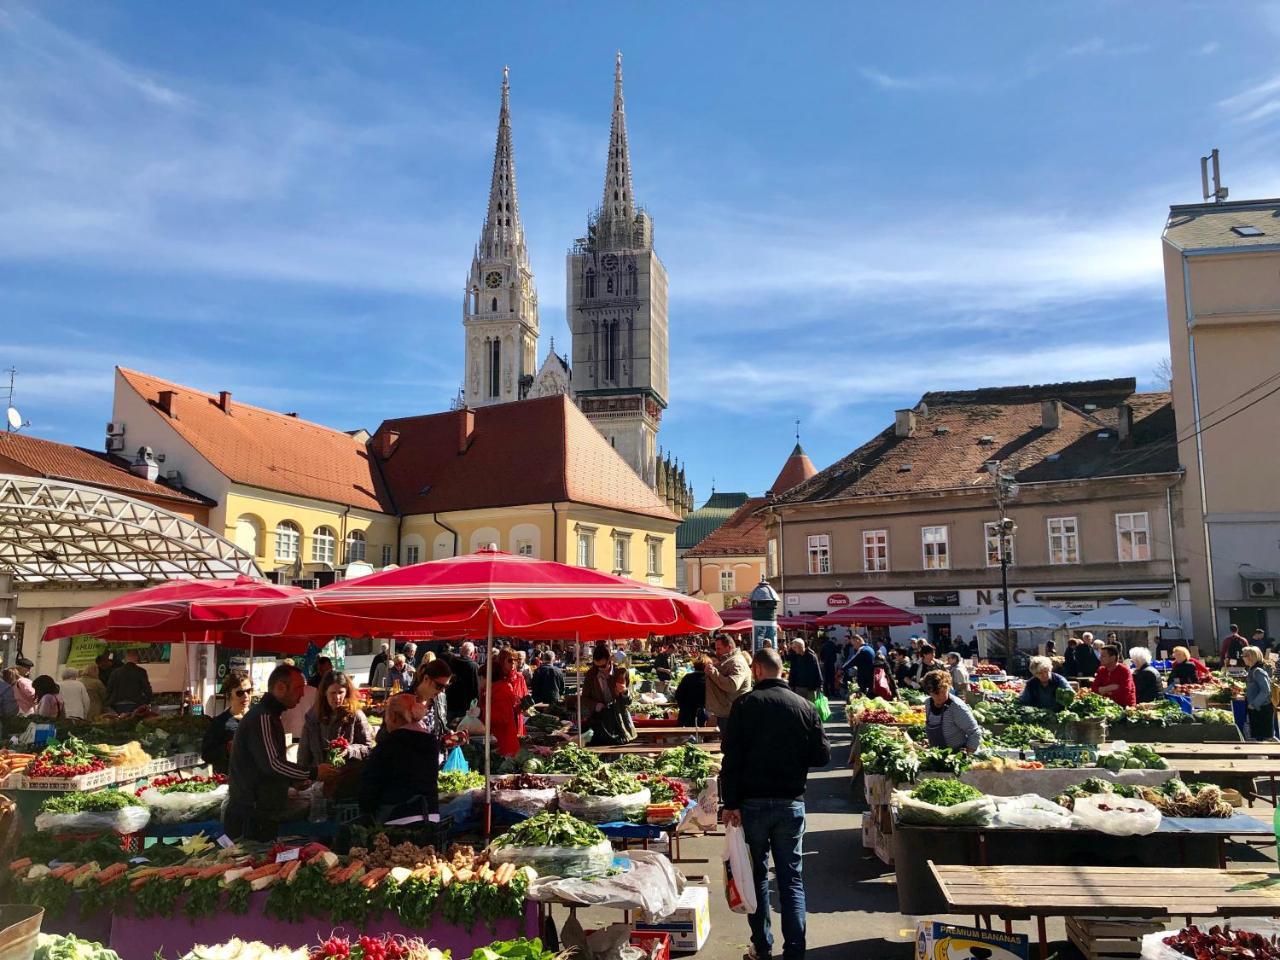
[373,395,680,523]
[683,496,768,558]
[118,368,390,513]
[769,443,817,496]
[0,430,211,506]
[778,379,1179,504]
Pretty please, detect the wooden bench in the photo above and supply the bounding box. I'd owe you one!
[929,862,1280,960]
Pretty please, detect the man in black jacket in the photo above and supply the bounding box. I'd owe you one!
[721,648,830,960]
[530,651,565,705]
[445,642,481,723]
[225,664,321,842]
[784,639,823,702]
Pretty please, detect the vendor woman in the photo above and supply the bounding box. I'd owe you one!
[299,672,374,768]
[202,670,251,775]
[922,669,982,753]
[1167,645,1209,687]
[1018,655,1073,710]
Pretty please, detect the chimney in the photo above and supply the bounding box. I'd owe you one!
[894,409,916,438]
[1117,403,1133,443]
[458,409,476,454]
[218,391,232,412]
[1041,400,1061,430]
[378,429,400,460]
[157,390,177,418]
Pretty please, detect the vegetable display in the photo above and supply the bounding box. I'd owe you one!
[991,724,1057,748]
[491,773,554,791]
[857,725,920,783]
[182,942,308,960]
[136,774,226,795]
[438,771,485,795]
[1054,777,1139,810]
[563,767,644,798]
[609,753,658,775]
[488,812,613,879]
[1138,779,1234,817]
[655,744,720,788]
[538,743,603,775]
[34,934,124,960]
[1162,924,1280,959]
[26,737,110,778]
[916,748,972,775]
[311,934,446,960]
[909,779,983,807]
[466,939,558,960]
[40,788,141,814]
[491,812,606,849]
[1097,745,1168,771]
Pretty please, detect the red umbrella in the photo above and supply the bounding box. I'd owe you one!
[721,619,753,633]
[816,596,922,627]
[777,614,819,630]
[719,603,752,621]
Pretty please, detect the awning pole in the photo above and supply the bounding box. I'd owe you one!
[483,607,494,838]
[575,632,583,748]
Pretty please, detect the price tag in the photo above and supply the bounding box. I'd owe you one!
[216,834,234,849]
[274,847,300,863]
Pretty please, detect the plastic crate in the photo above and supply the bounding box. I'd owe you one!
[629,931,670,960]
[334,802,361,825]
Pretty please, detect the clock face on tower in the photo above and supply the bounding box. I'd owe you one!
[484,271,502,288]
[601,254,618,272]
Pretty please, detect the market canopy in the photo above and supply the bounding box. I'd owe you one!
[1065,598,1173,630]
[817,596,922,627]
[973,602,1068,632]
[0,474,258,586]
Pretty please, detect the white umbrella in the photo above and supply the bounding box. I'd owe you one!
[1065,598,1172,630]
[973,602,1068,632]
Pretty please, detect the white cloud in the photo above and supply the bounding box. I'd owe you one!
[1197,41,1221,56]
[856,66,960,92]
[1220,72,1280,126]
[1063,38,1148,57]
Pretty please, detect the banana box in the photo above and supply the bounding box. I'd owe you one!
[915,921,1029,960]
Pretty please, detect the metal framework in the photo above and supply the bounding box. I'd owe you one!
[0,474,259,586]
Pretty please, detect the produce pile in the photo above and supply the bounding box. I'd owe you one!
[857,724,919,783]
[438,771,485,795]
[609,754,657,775]
[312,934,446,960]
[562,768,643,798]
[8,840,531,931]
[26,737,112,778]
[967,756,1044,771]
[1096,745,1168,771]
[973,663,1004,676]
[34,934,123,960]
[182,942,308,960]
[655,743,721,789]
[1137,779,1234,818]
[1161,924,1280,959]
[488,811,613,878]
[533,744,602,775]
[910,779,983,807]
[991,724,1057,749]
[490,812,607,850]
[3,714,210,758]
[0,749,37,777]
[916,747,973,775]
[1054,777,1143,810]
[136,774,226,796]
[34,934,557,960]
[491,774,555,791]
[846,697,923,728]
[40,789,142,814]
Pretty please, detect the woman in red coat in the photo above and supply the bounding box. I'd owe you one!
[484,648,527,757]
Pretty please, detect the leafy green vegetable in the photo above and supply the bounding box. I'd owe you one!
[40,789,141,814]
[469,937,558,960]
[993,724,1057,748]
[917,748,972,775]
[655,744,720,789]
[492,811,606,848]
[438,770,485,794]
[34,933,122,960]
[909,779,983,807]
[540,744,603,775]
[563,767,644,798]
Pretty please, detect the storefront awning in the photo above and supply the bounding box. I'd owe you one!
[0,474,259,586]
[1033,583,1171,600]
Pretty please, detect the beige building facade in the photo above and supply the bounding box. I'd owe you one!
[1163,198,1280,643]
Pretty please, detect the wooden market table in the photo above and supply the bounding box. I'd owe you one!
[1165,758,1280,805]
[894,813,1272,914]
[586,742,721,756]
[929,862,1280,960]
[1152,741,1280,759]
[630,726,720,745]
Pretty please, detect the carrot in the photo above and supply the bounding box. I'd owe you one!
[70,864,96,882]
[332,862,363,884]
[8,858,31,872]
[242,862,282,882]
[130,877,150,892]
[198,865,226,881]
[359,867,390,889]
[50,865,76,880]
[96,863,128,884]
[278,861,301,882]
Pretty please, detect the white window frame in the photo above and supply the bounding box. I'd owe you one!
[1115,512,1151,562]
[576,526,596,568]
[719,568,735,593]
[806,534,831,575]
[274,521,300,562]
[404,544,421,565]
[612,534,630,574]
[345,529,367,563]
[921,525,949,570]
[380,544,393,567]
[646,537,662,576]
[311,527,335,564]
[515,539,534,557]
[766,538,778,578]
[862,529,889,572]
[1048,516,1080,565]
[984,521,1014,567]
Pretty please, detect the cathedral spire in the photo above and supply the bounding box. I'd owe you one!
[599,51,636,246]
[480,66,527,268]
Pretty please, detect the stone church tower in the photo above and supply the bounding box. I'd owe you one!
[463,68,539,407]
[566,53,669,487]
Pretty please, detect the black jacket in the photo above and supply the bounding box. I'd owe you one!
[530,663,565,705]
[1074,645,1101,678]
[368,651,389,686]
[200,709,241,776]
[786,650,823,691]
[445,656,480,717]
[674,671,706,726]
[226,693,314,820]
[359,727,441,817]
[720,679,830,808]
[1133,665,1163,703]
[105,662,152,709]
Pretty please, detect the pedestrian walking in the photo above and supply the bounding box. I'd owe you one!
[721,648,831,960]
[703,634,751,727]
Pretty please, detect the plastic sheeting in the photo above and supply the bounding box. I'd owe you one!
[525,850,684,920]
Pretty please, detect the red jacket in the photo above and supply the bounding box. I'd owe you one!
[1092,663,1136,707]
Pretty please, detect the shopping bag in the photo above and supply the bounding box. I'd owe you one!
[722,822,757,915]
[441,746,470,774]
[813,692,832,722]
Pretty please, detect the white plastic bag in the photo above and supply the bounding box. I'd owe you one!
[489,837,615,879]
[559,787,651,824]
[140,785,228,824]
[491,787,557,818]
[1070,794,1161,836]
[35,805,151,835]
[894,791,995,827]
[722,822,757,915]
[459,701,486,737]
[1141,920,1280,959]
[994,794,1074,830]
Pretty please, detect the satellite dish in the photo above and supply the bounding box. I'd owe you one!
[6,407,21,431]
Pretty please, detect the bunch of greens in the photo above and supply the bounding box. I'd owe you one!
[609,753,657,775]
[1098,744,1168,771]
[40,789,141,814]
[656,744,720,788]
[539,744,603,775]
[973,700,1056,727]
[491,812,606,848]
[34,934,123,960]
[916,748,972,775]
[1194,708,1236,725]
[563,767,644,798]
[1071,692,1124,722]
[1055,776,1138,810]
[1055,686,1077,710]
[992,724,1057,749]
[438,771,485,794]
[909,779,983,807]
[858,725,919,783]
[468,938,558,960]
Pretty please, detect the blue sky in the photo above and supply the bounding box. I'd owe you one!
[4,2,1280,502]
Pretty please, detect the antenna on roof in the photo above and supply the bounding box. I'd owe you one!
[1201,148,1228,203]
[794,418,801,444]
[4,367,30,433]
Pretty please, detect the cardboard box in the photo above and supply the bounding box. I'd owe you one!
[915,921,1029,960]
[635,885,710,952]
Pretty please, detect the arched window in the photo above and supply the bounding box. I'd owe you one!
[345,529,366,563]
[584,270,596,298]
[311,526,336,564]
[604,321,619,382]
[491,297,498,312]
[606,276,614,294]
[234,515,262,557]
[274,521,301,562]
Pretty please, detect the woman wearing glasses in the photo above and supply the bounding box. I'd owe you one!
[202,670,252,775]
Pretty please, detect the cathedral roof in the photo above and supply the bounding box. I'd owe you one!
[676,491,751,550]
[768,443,818,497]
[372,395,680,523]
[683,496,768,559]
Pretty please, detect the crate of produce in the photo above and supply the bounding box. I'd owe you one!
[1034,742,1099,765]
[15,767,120,791]
[630,931,670,960]
[634,716,679,728]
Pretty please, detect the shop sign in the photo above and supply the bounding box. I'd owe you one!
[914,590,960,607]
[1058,600,1097,612]
[826,593,850,607]
[785,595,800,607]
[976,588,1030,606]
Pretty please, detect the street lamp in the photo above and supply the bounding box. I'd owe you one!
[749,575,780,654]
[986,461,1018,663]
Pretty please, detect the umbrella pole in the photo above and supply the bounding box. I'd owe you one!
[483,608,493,839]
[575,632,582,748]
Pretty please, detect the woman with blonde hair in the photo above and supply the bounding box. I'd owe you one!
[1167,645,1211,687]
[1242,646,1275,741]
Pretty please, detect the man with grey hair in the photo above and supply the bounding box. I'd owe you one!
[105,650,152,714]
[59,668,91,720]
[446,641,480,722]
[722,648,830,960]
[784,639,822,702]
[1074,632,1101,678]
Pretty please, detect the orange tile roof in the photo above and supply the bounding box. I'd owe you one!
[769,443,817,496]
[683,497,768,558]
[0,429,211,505]
[117,368,390,513]
[373,395,680,523]
[778,379,1179,504]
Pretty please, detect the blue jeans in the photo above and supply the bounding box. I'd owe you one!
[741,798,806,960]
